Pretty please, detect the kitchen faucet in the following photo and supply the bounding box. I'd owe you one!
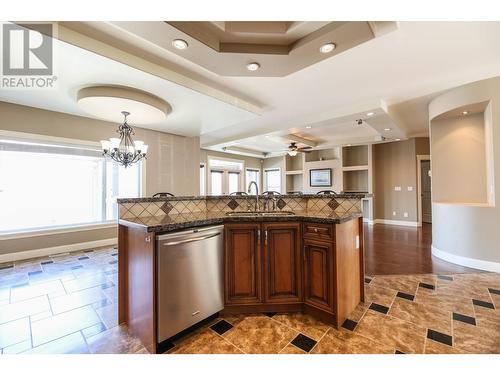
[247,181,259,211]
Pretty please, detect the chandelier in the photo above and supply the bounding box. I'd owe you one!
[100,111,148,168]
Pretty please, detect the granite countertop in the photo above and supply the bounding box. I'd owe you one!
[119,210,362,233]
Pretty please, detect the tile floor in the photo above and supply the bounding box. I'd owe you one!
[1,248,499,354]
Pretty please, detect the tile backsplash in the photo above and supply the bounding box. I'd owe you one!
[119,195,362,220]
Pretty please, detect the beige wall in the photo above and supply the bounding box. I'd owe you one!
[429,77,500,267]
[0,101,200,256]
[431,113,487,203]
[373,138,429,222]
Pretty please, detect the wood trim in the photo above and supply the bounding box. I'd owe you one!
[417,155,431,227]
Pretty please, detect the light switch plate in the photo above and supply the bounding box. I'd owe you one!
[355,235,360,249]
[394,186,402,191]
[404,212,409,218]
[407,186,413,191]
[393,211,396,216]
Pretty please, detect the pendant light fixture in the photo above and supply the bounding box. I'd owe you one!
[100,111,148,168]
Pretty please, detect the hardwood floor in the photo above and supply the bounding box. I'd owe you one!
[364,223,481,276]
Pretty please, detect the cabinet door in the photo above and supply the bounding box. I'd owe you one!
[303,239,334,312]
[224,223,262,304]
[263,223,302,303]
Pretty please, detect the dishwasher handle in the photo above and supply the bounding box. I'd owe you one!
[162,232,221,246]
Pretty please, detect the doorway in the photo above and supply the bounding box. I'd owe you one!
[417,156,432,225]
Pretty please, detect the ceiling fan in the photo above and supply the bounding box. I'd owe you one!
[284,142,313,156]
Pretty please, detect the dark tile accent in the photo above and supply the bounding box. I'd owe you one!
[369,302,389,314]
[160,202,173,214]
[78,256,89,260]
[290,334,317,353]
[427,329,452,346]
[395,350,405,354]
[157,340,175,354]
[210,319,233,335]
[472,299,495,309]
[71,265,83,270]
[109,260,118,265]
[83,249,94,253]
[418,282,435,290]
[0,263,14,270]
[227,199,239,211]
[437,275,453,281]
[276,198,286,210]
[341,319,357,331]
[453,312,476,326]
[364,277,372,284]
[111,253,118,257]
[327,198,340,210]
[41,261,53,265]
[396,291,415,301]
[264,312,277,318]
[104,269,118,276]
[488,288,500,295]
[28,270,43,276]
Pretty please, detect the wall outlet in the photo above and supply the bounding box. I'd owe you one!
[394,186,402,191]
[392,211,396,216]
[407,186,413,191]
[403,212,409,218]
[355,235,360,249]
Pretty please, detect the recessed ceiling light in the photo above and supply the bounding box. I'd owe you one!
[346,144,352,147]
[305,125,312,129]
[395,138,401,141]
[246,62,260,71]
[172,39,188,50]
[367,112,375,116]
[462,111,469,115]
[384,128,391,131]
[319,42,336,54]
[265,135,270,138]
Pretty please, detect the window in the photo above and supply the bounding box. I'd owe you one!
[246,168,260,194]
[207,156,243,195]
[210,170,223,195]
[0,138,142,233]
[199,163,206,195]
[264,168,281,193]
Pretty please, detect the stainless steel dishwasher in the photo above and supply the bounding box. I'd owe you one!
[156,225,224,343]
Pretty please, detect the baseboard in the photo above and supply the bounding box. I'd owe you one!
[432,245,500,273]
[373,219,418,227]
[0,238,117,263]
[363,218,374,225]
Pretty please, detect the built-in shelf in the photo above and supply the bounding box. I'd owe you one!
[342,165,369,171]
[285,170,303,175]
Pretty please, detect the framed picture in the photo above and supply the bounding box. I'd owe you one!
[309,168,332,187]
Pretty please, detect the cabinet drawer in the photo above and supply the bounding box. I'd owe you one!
[303,223,334,241]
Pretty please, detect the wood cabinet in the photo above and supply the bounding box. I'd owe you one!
[303,239,334,312]
[263,223,302,303]
[224,223,262,304]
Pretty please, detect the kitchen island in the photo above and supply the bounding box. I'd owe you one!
[117,194,365,353]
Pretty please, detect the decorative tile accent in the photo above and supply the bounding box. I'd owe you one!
[160,202,173,214]
[395,349,405,354]
[364,277,372,284]
[488,288,500,295]
[427,329,452,346]
[472,299,494,309]
[227,199,239,211]
[437,275,453,281]
[210,319,234,335]
[290,333,317,353]
[419,282,435,290]
[264,312,277,318]
[452,312,476,326]
[369,302,390,314]
[341,319,358,331]
[396,291,415,301]
[328,198,340,210]
[276,198,286,210]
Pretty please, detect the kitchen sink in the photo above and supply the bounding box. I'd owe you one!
[226,211,296,217]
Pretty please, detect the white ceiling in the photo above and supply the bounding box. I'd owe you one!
[2,21,500,155]
[0,26,257,137]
